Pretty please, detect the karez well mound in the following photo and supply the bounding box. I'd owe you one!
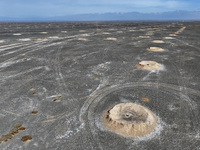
[136,61,161,70]
[102,103,157,137]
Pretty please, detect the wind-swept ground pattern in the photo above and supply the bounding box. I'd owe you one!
[0,22,200,150]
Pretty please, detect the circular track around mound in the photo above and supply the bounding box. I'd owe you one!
[80,82,200,149]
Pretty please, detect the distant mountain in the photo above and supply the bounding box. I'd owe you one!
[0,10,200,22]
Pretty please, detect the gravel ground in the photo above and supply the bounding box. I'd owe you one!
[0,22,200,150]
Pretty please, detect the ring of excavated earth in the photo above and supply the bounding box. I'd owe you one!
[102,103,157,137]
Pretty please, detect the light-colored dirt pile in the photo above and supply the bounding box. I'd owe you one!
[13,33,22,36]
[102,103,157,137]
[48,36,59,39]
[102,32,110,35]
[36,38,48,41]
[40,32,47,34]
[78,38,87,41]
[147,47,164,52]
[146,31,154,35]
[169,34,177,36]
[105,37,117,41]
[163,37,173,39]
[19,38,31,41]
[136,61,161,70]
[139,36,150,38]
[151,40,165,43]
[61,31,67,33]
[80,34,89,37]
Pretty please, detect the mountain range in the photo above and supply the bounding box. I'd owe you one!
[0,10,200,22]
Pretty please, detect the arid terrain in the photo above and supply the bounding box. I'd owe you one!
[0,22,200,150]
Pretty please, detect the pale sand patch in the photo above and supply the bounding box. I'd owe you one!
[136,61,161,70]
[139,36,150,38]
[0,40,5,43]
[48,36,59,39]
[129,30,135,32]
[19,38,31,41]
[102,32,110,35]
[108,29,116,31]
[163,37,174,40]
[117,31,123,33]
[105,37,117,41]
[61,31,67,33]
[147,47,164,52]
[80,34,89,37]
[79,30,85,32]
[36,38,48,41]
[77,38,87,41]
[13,33,22,36]
[102,103,157,137]
[146,31,154,35]
[40,32,47,34]
[106,37,117,41]
[169,34,177,36]
[151,40,165,43]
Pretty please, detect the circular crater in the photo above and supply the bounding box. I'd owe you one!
[136,61,161,70]
[102,103,157,137]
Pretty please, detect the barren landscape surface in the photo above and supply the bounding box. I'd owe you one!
[0,22,200,150]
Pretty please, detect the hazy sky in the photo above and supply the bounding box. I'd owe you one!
[0,0,199,17]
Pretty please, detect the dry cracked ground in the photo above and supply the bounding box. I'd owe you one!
[0,22,200,150]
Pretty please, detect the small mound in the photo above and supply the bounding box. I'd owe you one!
[78,38,87,41]
[79,30,85,32]
[80,34,89,37]
[21,135,32,142]
[139,36,150,38]
[19,38,31,41]
[147,47,164,52]
[136,61,161,70]
[13,33,22,36]
[169,34,177,37]
[105,37,117,41]
[102,32,110,35]
[163,37,174,39]
[0,40,5,43]
[36,38,47,41]
[102,103,157,137]
[151,40,165,43]
[40,32,47,34]
[48,36,59,39]
[146,31,154,35]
